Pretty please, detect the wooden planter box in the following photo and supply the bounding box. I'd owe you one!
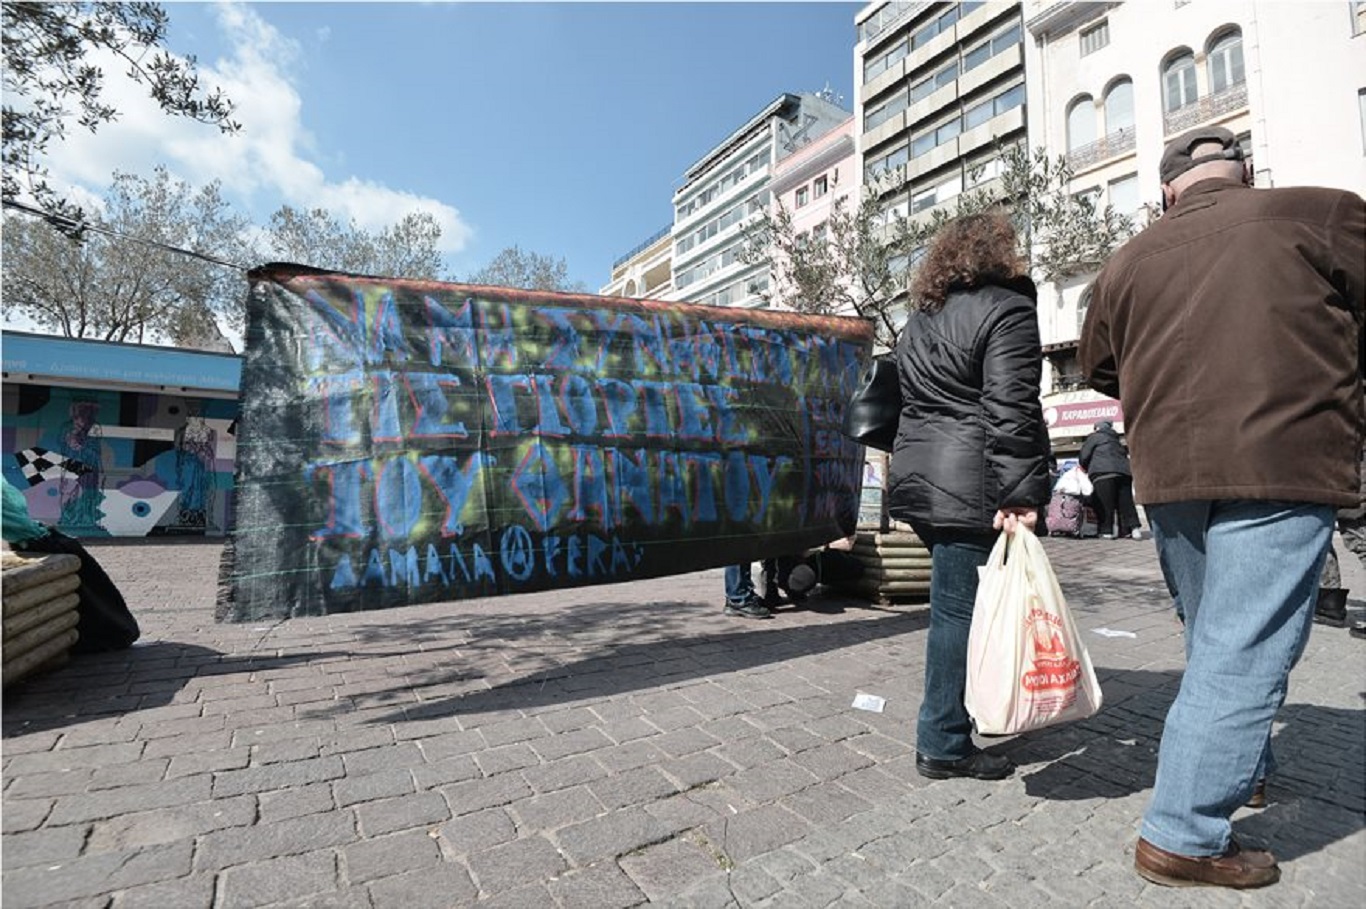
[826,527,932,604]
[2,551,82,688]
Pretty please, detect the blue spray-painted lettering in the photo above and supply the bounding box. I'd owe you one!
[418,452,490,536]
[569,445,611,530]
[406,372,469,439]
[308,372,363,446]
[681,452,722,523]
[375,456,422,540]
[530,374,570,437]
[371,371,402,443]
[388,546,421,587]
[371,293,411,367]
[748,454,790,523]
[306,459,371,539]
[596,378,637,437]
[305,290,365,371]
[674,383,714,442]
[559,374,597,436]
[636,381,672,437]
[723,450,750,521]
[424,543,448,584]
[656,451,689,525]
[425,296,477,368]
[610,447,653,525]
[485,374,530,435]
[536,308,583,371]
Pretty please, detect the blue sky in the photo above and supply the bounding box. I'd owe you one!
[42,1,861,291]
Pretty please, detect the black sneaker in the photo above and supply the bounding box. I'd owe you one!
[723,598,773,619]
[915,750,1015,781]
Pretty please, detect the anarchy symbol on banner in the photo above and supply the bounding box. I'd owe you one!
[500,524,536,582]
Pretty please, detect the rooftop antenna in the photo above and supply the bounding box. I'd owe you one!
[816,81,845,107]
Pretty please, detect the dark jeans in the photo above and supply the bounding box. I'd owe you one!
[1092,474,1141,537]
[913,526,995,760]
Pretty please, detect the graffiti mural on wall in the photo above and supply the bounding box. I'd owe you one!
[219,264,874,623]
[1,384,237,537]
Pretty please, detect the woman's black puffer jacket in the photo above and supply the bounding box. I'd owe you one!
[886,279,1051,532]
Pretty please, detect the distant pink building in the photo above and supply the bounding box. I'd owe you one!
[765,115,858,315]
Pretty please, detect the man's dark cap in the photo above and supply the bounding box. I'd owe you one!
[1159,126,1242,184]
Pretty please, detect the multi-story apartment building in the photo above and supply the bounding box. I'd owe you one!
[663,91,850,310]
[765,115,860,315]
[600,224,673,300]
[855,2,1029,250]
[1024,0,1366,450]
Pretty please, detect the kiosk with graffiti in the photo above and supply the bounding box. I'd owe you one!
[217,264,874,622]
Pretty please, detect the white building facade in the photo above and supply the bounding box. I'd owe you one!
[600,225,673,300]
[664,92,850,310]
[1025,0,1366,450]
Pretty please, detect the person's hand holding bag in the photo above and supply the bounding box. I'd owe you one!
[964,524,1103,736]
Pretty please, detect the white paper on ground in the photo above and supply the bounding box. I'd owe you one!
[851,692,886,713]
[1093,627,1138,638]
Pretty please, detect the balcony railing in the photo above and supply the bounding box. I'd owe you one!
[1163,82,1248,136]
[612,224,672,270]
[1065,126,1137,172]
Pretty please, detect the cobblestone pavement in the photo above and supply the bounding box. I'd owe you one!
[3,534,1363,908]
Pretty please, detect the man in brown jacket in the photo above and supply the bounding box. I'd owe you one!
[1080,125,1365,890]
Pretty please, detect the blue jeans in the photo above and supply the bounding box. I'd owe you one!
[1143,500,1333,856]
[916,530,995,761]
[724,563,756,605]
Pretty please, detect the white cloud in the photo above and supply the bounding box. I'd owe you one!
[37,1,472,253]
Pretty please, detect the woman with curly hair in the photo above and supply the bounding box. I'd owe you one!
[886,210,1052,781]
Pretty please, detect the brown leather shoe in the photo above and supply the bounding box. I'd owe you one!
[1245,778,1267,809]
[1135,837,1280,888]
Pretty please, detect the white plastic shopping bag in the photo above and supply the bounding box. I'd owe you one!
[1055,466,1093,497]
[964,526,1103,735]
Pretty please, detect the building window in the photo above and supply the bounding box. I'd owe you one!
[1104,78,1135,133]
[1108,173,1139,218]
[1359,88,1366,153]
[813,175,829,198]
[1353,1,1366,34]
[1080,20,1109,56]
[1067,96,1097,151]
[1163,51,1198,112]
[795,186,810,208]
[1207,30,1245,94]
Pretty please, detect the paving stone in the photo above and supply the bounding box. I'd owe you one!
[520,754,607,793]
[554,806,677,866]
[195,811,358,871]
[334,768,415,808]
[529,727,615,761]
[512,785,605,832]
[473,742,540,777]
[728,758,820,803]
[88,794,256,851]
[1,823,89,868]
[88,759,169,789]
[476,717,547,747]
[5,742,144,775]
[48,773,212,825]
[618,834,724,902]
[704,803,812,865]
[0,840,191,905]
[414,729,484,762]
[439,807,518,855]
[410,755,481,789]
[465,835,567,894]
[332,742,419,777]
[258,782,337,822]
[355,790,450,837]
[546,861,647,909]
[110,872,216,909]
[217,849,339,909]
[4,768,95,798]
[657,752,736,790]
[366,863,478,909]
[588,766,680,810]
[441,773,533,818]
[212,755,345,797]
[166,746,251,778]
[342,828,443,883]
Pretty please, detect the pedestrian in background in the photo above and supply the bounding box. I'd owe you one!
[1080,125,1364,889]
[722,563,770,619]
[1079,420,1142,539]
[885,211,1051,782]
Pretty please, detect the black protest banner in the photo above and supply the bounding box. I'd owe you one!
[217,264,873,622]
